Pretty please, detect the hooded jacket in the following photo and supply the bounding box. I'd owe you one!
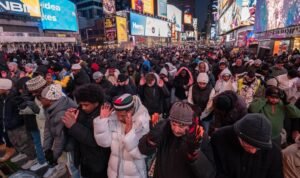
[94,96,150,178]
[173,67,194,100]
[43,96,77,160]
[215,68,237,95]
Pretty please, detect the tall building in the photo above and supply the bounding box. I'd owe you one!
[72,0,104,45]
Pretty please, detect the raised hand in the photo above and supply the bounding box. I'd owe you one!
[100,103,113,119]
[62,108,79,129]
[158,79,164,88]
[140,76,146,86]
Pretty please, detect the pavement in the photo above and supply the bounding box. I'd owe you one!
[0,150,70,178]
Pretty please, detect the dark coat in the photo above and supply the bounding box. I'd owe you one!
[74,69,91,88]
[191,84,213,112]
[139,84,170,115]
[68,107,110,178]
[0,91,24,130]
[139,120,215,178]
[98,78,113,95]
[211,126,284,178]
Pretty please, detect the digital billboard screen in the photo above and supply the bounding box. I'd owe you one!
[130,12,170,37]
[235,0,256,26]
[40,0,78,32]
[218,0,233,17]
[184,14,192,24]
[157,0,167,18]
[219,4,233,35]
[255,0,300,32]
[0,0,41,17]
[103,0,116,15]
[116,16,128,43]
[167,4,182,32]
[131,0,154,15]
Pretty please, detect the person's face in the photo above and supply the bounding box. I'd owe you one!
[31,87,44,97]
[108,69,115,76]
[180,70,187,77]
[45,74,53,84]
[267,96,280,105]
[128,68,134,75]
[235,59,242,66]
[198,82,207,89]
[0,89,8,95]
[239,138,260,154]
[8,65,16,72]
[95,77,103,84]
[245,75,255,83]
[79,101,99,114]
[170,120,189,137]
[116,109,133,124]
[147,79,155,87]
[25,66,33,73]
[40,97,52,108]
[118,81,126,86]
[219,64,226,70]
[198,63,206,72]
[72,69,80,75]
[276,63,284,69]
[222,75,231,81]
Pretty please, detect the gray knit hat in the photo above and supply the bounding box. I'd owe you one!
[234,113,272,149]
[168,102,194,125]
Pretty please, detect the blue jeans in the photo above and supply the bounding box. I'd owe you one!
[66,151,81,178]
[31,130,46,164]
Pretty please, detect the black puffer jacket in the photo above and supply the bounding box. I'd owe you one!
[0,91,23,130]
[69,107,110,178]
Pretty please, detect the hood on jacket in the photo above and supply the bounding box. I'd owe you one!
[195,61,209,73]
[132,95,148,121]
[46,96,77,119]
[220,68,232,77]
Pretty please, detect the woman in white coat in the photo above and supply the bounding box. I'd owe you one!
[94,93,150,178]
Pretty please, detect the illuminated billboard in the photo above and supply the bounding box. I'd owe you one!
[0,0,41,17]
[157,0,167,18]
[116,16,128,43]
[40,0,78,32]
[131,0,154,15]
[219,4,234,35]
[184,14,192,24]
[130,12,170,37]
[255,0,300,32]
[103,0,116,15]
[235,0,256,26]
[167,4,182,32]
[218,0,233,16]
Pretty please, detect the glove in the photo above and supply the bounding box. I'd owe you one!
[184,117,204,161]
[19,106,35,115]
[45,149,56,166]
[147,120,167,146]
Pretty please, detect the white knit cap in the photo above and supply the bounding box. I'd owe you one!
[41,84,63,101]
[71,64,82,70]
[197,73,209,83]
[0,79,12,90]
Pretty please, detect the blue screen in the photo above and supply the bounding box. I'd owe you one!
[130,12,146,36]
[40,0,78,32]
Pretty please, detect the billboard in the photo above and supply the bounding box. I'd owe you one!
[157,0,167,18]
[167,4,182,32]
[130,12,170,37]
[0,0,41,17]
[184,14,192,24]
[235,0,256,26]
[103,0,116,15]
[131,0,154,15]
[116,16,128,43]
[104,17,117,44]
[218,0,233,16]
[40,0,78,32]
[255,0,300,32]
[219,4,234,35]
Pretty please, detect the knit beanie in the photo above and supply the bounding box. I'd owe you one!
[26,76,47,92]
[41,84,63,101]
[113,93,134,111]
[168,102,194,125]
[197,73,209,83]
[93,71,104,80]
[0,78,12,90]
[234,113,272,149]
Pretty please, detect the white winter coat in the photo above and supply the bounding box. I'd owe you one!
[94,96,150,178]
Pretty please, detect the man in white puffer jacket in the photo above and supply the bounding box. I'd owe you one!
[94,93,150,178]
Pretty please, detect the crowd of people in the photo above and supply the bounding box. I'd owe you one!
[0,44,300,178]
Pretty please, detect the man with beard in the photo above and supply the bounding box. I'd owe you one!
[62,84,110,178]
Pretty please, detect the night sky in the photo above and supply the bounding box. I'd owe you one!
[196,0,210,30]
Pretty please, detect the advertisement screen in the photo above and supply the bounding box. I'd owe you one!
[218,0,233,16]
[235,0,256,26]
[0,0,41,17]
[104,17,117,44]
[255,0,300,32]
[184,14,192,24]
[219,4,234,35]
[103,0,116,15]
[167,4,182,32]
[40,0,78,32]
[116,16,128,43]
[157,0,167,18]
[130,12,170,37]
[131,0,154,15]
